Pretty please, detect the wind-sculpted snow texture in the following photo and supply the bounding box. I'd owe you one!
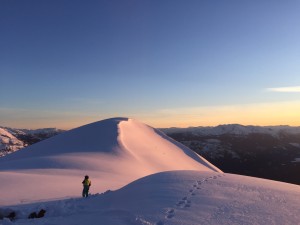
[1,171,299,225]
[0,118,220,206]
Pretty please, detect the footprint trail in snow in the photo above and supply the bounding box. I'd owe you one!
[156,173,225,224]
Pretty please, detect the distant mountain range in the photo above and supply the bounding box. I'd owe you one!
[1,124,300,184]
[162,124,300,185]
[161,124,300,136]
[0,127,64,156]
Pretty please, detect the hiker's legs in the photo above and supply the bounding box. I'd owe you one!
[82,186,89,197]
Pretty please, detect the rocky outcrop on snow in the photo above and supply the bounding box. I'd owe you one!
[0,128,25,157]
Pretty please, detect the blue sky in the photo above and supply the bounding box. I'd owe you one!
[1,0,300,129]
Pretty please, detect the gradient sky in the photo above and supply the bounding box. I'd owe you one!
[1,0,300,129]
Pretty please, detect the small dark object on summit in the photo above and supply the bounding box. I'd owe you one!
[28,209,46,219]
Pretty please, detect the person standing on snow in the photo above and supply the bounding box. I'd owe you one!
[82,175,91,197]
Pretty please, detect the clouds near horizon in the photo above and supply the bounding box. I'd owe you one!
[267,86,300,93]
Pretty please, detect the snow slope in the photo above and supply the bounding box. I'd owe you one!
[0,118,220,206]
[2,171,300,225]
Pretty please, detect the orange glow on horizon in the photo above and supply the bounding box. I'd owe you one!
[2,101,300,129]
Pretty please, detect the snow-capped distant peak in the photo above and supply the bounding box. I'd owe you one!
[0,128,25,157]
[0,127,17,139]
[162,124,300,136]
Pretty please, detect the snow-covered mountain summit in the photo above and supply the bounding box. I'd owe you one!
[0,117,220,206]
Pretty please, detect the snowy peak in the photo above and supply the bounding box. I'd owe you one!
[1,118,128,160]
[1,117,220,173]
[0,118,220,205]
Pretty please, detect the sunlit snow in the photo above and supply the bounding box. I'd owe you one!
[0,118,299,225]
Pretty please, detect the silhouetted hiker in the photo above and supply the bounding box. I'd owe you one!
[82,175,91,197]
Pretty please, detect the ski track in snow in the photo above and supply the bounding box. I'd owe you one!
[156,173,225,225]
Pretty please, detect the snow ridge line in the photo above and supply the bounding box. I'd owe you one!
[155,173,226,225]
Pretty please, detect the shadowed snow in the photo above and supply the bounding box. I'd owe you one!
[4,171,300,225]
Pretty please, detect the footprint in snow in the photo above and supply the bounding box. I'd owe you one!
[165,208,175,219]
[176,197,191,208]
[176,200,185,207]
[198,179,206,185]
